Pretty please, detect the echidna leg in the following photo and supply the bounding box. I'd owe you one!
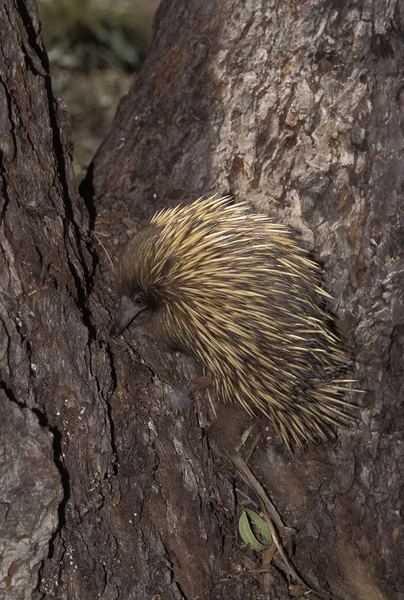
[191,375,214,391]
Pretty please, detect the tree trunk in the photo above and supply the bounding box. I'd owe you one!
[1,0,403,599]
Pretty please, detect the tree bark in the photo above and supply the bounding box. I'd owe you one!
[1,0,403,599]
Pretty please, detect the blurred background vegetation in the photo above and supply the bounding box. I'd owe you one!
[38,0,159,180]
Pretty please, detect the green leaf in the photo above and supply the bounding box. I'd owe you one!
[239,509,273,551]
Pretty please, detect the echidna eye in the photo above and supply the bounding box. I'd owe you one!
[133,292,146,306]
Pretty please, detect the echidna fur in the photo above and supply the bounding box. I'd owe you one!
[116,196,353,449]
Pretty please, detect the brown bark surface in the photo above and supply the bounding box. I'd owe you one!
[1,0,403,599]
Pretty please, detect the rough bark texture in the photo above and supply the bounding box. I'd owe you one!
[0,1,112,598]
[0,392,61,600]
[1,0,403,599]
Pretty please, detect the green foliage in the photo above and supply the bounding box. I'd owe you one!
[38,0,156,72]
[239,510,273,552]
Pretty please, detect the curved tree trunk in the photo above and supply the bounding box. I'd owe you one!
[1,0,403,599]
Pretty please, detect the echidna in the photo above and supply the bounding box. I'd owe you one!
[112,196,352,449]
